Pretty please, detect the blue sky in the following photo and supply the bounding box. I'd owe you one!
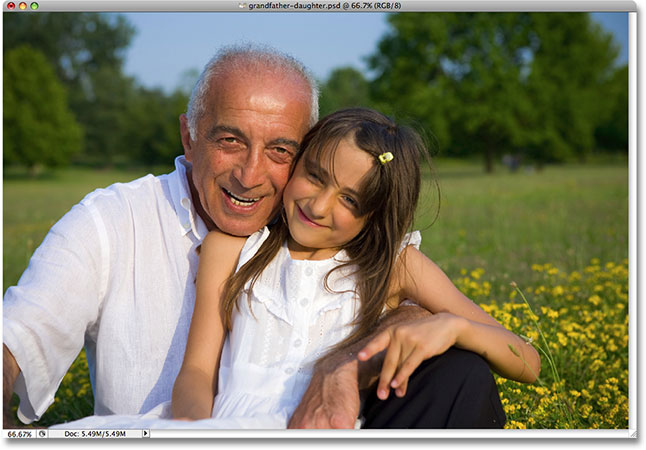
[122,11,629,94]
[122,12,389,92]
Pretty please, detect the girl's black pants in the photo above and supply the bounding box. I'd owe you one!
[360,347,506,428]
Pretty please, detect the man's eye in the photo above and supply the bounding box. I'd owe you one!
[215,137,245,152]
[267,147,294,164]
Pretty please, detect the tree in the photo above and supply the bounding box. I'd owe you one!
[122,87,188,167]
[72,65,139,166]
[3,12,134,89]
[319,67,372,117]
[367,12,622,171]
[3,46,82,174]
[522,13,620,164]
[3,13,136,167]
[594,65,628,152]
[368,13,533,172]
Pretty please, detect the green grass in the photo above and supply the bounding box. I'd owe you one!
[417,161,628,288]
[3,159,629,428]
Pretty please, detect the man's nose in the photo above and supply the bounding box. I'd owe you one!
[234,147,266,189]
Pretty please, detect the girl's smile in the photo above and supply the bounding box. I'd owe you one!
[296,205,325,228]
[283,137,373,260]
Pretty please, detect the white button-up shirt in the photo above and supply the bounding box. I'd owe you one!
[3,156,207,424]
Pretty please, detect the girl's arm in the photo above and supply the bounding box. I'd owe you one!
[359,246,541,400]
[171,230,246,420]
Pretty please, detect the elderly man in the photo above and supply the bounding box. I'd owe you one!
[3,45,504,429]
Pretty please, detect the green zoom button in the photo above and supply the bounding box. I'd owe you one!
[30,2,38,9]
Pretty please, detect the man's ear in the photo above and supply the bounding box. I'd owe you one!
[179,113,193,162]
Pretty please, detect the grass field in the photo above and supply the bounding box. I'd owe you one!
[3,160,629,428]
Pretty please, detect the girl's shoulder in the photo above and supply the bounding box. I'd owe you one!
[384,231,423,309]
[236,226,272,270]
[398,230,422,255]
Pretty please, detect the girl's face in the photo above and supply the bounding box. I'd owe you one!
[283,137,373,260]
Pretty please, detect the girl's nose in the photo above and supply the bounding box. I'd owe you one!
[308,188,334,218]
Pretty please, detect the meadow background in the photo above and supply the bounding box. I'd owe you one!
[3,156,629,429]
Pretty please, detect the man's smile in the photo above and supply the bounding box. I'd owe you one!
[222,187,261,207]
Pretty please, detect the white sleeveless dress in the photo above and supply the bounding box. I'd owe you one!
[52,228,421,429]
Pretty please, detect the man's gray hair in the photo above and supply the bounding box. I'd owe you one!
[186,44,319,141]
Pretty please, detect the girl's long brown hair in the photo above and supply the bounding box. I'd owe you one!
[221,108,431,350]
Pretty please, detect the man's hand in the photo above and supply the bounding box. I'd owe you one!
[3,345,20,429]
[287,357,360,429]
[288,304,431,429]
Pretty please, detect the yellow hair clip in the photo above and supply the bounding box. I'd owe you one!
[378,152,394,165]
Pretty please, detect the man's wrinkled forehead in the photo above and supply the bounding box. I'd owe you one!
[204,68,312,135]
[215,63,311,104]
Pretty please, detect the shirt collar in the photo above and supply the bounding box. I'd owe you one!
[169,155,208,240]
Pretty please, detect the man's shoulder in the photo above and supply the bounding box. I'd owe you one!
[80,172,168,209]
[55,160,188,238]
[69,171,181,234]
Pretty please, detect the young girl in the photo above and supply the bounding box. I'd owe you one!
[53,108,539,429]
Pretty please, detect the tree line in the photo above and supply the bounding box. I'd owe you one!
[3,12,627,175]
[321,13,628,171]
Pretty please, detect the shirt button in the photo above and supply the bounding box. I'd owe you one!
[293,339,302,348]
[181,198,190,209]
[285,367,294,375]
[300,298,308,307]
[305,267,313,276]
[182,222,190,230]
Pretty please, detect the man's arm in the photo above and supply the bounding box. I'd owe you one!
[3,199,109,425]
[3,345,20,428]
[287,304,430,429]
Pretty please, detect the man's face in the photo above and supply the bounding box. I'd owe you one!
[182,70,311,236]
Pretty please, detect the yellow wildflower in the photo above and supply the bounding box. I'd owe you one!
[590,359,604,372]
[588,295,602,306]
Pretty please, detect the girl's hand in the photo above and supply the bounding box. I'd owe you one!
[357,312,465,400]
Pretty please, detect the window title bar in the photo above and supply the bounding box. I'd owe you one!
[2,1,637,12]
